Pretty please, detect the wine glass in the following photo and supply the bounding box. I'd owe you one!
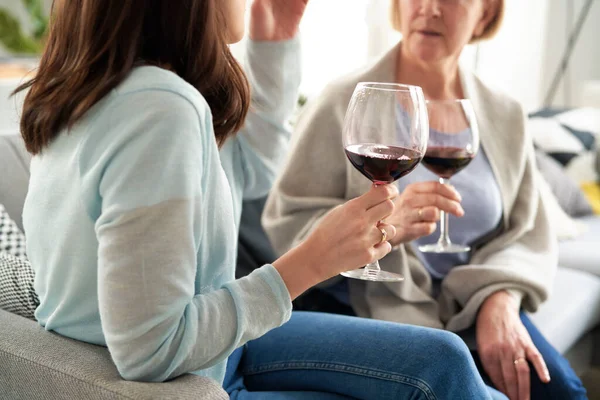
[418,99,479,254]
[342,82,429,282]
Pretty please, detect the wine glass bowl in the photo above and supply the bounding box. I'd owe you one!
[418,99,479,254]
[341,82,429,282]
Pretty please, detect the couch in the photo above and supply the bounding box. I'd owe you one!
[2,129,600,396]
[0,133,228,399]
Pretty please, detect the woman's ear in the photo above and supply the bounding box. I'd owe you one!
[473,0,500,38]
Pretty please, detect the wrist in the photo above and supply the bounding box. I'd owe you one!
[272,240,325,300]
[481,290,521,314]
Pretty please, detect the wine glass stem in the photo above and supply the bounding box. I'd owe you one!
[363,260,382,278]
[438,178,452,247]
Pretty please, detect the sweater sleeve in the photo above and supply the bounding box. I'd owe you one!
[84,90,291,382]
[440,103,558,331]
[262,83,351,255]
[234,37,302,200]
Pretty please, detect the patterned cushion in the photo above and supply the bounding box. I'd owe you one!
[0,203,27,259]
[528,107,598,167]
[0,252,38,319]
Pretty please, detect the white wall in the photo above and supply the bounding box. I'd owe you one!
[540,0,600,108]
[473,0,550,112]
[462,0,600,111]
[365,0,600,112]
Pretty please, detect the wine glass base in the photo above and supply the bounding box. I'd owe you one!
[418,243,471,254]
[341,268,404,282]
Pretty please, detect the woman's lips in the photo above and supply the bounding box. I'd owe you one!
[418,30,442,37]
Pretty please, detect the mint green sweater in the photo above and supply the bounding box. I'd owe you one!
[23,38,300,384]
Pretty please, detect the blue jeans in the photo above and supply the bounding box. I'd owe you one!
[468,312,587,400]
[223,311,503,399]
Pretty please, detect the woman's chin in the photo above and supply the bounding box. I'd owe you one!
[408,44,446,65]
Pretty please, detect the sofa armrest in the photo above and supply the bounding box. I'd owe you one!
[0,309,228,399]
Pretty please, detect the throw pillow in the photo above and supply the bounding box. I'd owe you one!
[0,204,27,259]
[596,146,600,177]
[0,252,38,319]
[535,150,593,217]
[536,171,588,241]
[581,182,600,215]
[528,107,597,167]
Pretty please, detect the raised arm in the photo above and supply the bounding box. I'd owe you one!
[262,83,352,255]
[233,0,306,200]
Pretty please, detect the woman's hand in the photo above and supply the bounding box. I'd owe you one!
[386,181,464,246]
[273,184,398,299]
[476,291,551,400]
[249,0,309,41]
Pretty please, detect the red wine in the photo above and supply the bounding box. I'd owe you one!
[345,144,423,184]
[422,146,474,179]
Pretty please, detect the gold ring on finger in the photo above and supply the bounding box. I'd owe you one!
[379,227,387,244]
[513,357,526,365]
[417,208,423,221]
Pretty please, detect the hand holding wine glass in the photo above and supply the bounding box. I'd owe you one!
[341,82,428,281]
[418,99,479,254]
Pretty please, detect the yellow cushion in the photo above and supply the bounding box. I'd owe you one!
[581,181,600,214]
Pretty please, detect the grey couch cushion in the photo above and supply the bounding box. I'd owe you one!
[0,133,30,231]
[0,309,228,399]
[535,150,593,217]
[558,215,600,275]
[596,146,600,176]
[528,267,600,354]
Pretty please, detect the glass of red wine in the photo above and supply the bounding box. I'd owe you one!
[418,99,479,254]
[342,82,428,282]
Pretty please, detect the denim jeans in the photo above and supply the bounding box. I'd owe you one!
[223,311,504,399]
[297,287,587,399]
[468,312,588,400]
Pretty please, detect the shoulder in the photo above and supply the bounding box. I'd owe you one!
[111,66,212,123]
[78,67,216,173]
[463,68,525,124]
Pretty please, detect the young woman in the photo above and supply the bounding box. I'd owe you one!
[14,0,497,398]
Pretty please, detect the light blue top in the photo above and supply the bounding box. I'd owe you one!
[23,38,301,384]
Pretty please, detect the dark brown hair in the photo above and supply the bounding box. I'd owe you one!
[15,0,250,154]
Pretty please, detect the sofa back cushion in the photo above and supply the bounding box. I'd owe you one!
[0,134,30,231]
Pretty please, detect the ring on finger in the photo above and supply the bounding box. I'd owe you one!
[513,357,527,365]
[417,208,424,221]
[378,227,387,244]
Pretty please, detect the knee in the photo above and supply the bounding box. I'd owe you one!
[416,329,491,398]
[420,329,479,374]
[428,330,471,361]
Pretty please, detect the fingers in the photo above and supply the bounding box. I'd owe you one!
[362,184,399,209]
[371,223,396,246]
[411,206,440,223]
[412,221,437,236]
[482,359,507,397]
[365,196,397,224]
[372,240,392,261]
[527,347,550,384]
[500,352,520,400]
[515,358,531,400]
[408,193,464,217]
[410,181,462,201]
[404,182,464,217]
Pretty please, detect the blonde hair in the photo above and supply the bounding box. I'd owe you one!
[389,0,504,43]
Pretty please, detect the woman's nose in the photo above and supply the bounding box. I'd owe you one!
[418,0,442,18]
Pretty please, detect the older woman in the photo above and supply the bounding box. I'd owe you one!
[263,0,587,399]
